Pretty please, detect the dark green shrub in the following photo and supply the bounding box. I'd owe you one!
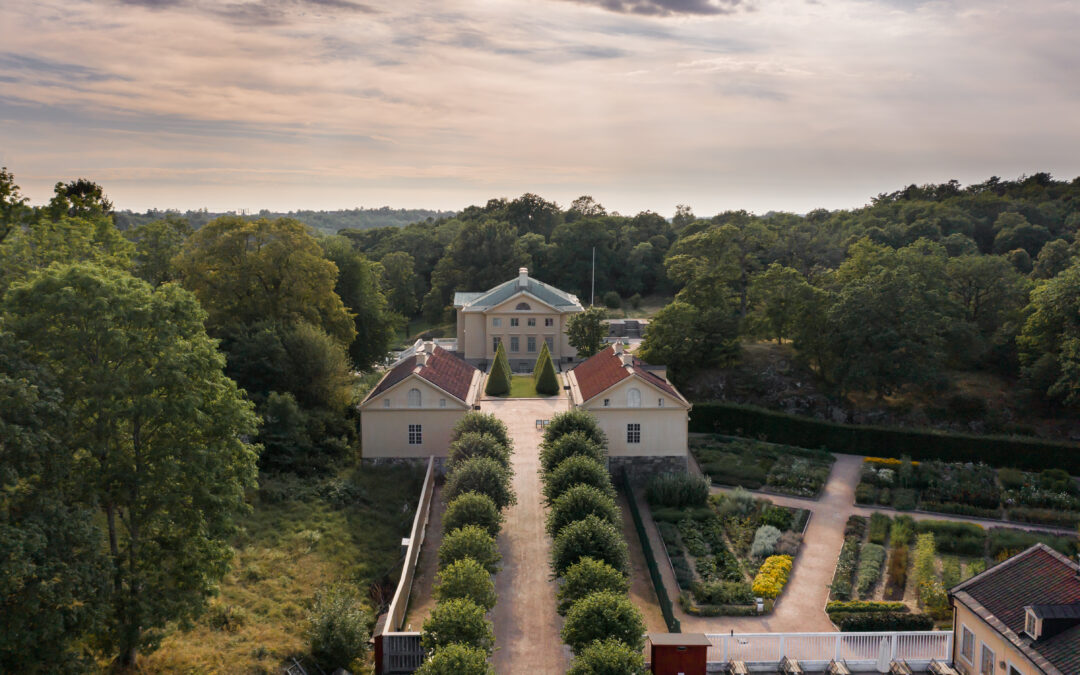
[826,600,907,613]
[451,412,512,448]
[602,291,621,309]
[540,431,606,474]
[988,528,1078,558]
[629,294,642,310]
[671,555,694,589]
[414,643,494,675]
[420,598,495,654]
[443,492,503,537]
[543,455,615,504]
[533,340,552,379]
[435,558,497,611]
[830,537,860,601]
[855,543,887,597]
[1009,508,1080,529]
[439,525,501,573]
[567,637,648,675]
[844,515,867,540]
[444,457,515,511]
[543,409,607,449]
[306,585,371,671]
[761,504,793,531]
[484,342,511,396]
[868,513,891,545]
[691,580,753,605]
[561,590,646,654]
[645,472,709,509]
[915,520,986,557]
[547,484,621,538]
[448,432,511,469]
[556,557,628,615]
[998,467,1026,490]
[830,611,933,632]
[891,516,916,544]
[552,515,629,576]
[534,351,560,395]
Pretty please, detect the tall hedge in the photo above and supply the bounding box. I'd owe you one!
[689,401,1080,473]
[534,351,560,396]
[485,342,511,396]
[533,340,552,379]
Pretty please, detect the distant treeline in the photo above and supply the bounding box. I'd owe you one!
[115,206,457,235]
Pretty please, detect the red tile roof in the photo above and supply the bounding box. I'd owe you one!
[952,544,1080,675]
[366,345,477,404]
[571,346,683,403]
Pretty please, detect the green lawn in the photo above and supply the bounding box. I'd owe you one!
[487,374,561,398]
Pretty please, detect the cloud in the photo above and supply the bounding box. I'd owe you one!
[557,0,746,17]
[117,0,375,24]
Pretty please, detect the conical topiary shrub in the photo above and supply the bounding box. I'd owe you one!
[485,341,512,396]
[535,350,559,395]
[533,340,551,379]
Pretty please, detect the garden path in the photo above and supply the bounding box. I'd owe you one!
[483,395,572,674]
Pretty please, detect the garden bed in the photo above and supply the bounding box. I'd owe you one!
[648,484,808,616]
[689,435,835,498]
[856,457,1080,527]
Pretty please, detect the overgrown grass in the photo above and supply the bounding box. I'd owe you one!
[139,464,424,674]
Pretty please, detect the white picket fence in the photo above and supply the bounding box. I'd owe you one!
[704,631,952,671]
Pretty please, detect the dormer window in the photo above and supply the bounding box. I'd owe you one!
[515,302,531,310]
[1026,608,1039,639]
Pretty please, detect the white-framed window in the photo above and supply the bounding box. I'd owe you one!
[510,318,519,327]
[493,336,501,352]
[627,423,641,444]
[627,388,641,408]
[439,398,446,408]
[544,336,554,350]
[603,398,610,407]
[527,318,536,327]
[383,398,390,408]
[493,317,502,327]
[510,336,520,352]
[545,318,554,327]
[980,644,995,675]
[960,625,974,664]
[408,424,422,445]
[658,398,665,407]
[1024,609,1038,638]
[407,388,421,408]
[527,336,536,352]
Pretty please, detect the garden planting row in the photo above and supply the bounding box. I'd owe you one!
[826,511,1078,632]
[415,413,516,675]
[539,409,651,675]
[858,456,1080,528]
[647,476,807,617]
[689,436,835,498]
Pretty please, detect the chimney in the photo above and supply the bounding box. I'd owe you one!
[518,267,529,289]
[416,342,428,367]
[619,351,633,367]
[613,342,624,354]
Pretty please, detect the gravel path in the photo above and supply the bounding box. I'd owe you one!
[484,395,572,674]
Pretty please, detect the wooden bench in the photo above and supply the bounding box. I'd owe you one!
[889,661,913,675]
[928,660,961,675]
[826,659,852,675]
[779,656,804,674]
[726,661,749,675]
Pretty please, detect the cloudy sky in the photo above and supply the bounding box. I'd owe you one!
[1,0,1078,216]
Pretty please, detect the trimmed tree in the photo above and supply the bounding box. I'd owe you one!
[546,484,621,538]
[542,455,617,505]
[534,350,560,395]
[533,340,552,379]
[415,643,495,675]
[540,431,606,474]
[567,638,648,675]
[439,525,501,573]
[556,557,628,615]
[444,457,516,511]
[434,558,497,611]
[420,598,495,655]
[542,408,607,448]
[485,341,512,396]
[443,492,503,538]
[448,432,511,469]
[551,515,629,576]
[451,412,512,449]
[561,590,646,654]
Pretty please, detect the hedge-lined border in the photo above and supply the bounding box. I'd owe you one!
[689,401,1080,473]
[621,471,681,633]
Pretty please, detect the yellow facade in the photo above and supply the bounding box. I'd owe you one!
[359,375,475,459]
[457,292,578,365]
[953,603,1038,675]
[578,377,689,458]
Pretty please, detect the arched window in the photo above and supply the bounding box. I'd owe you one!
[515,302,531,310]
[407,388,421,408]
[627,388,641,408]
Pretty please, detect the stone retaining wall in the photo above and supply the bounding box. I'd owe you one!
[610,455,688,482]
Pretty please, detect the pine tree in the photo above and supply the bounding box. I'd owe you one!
[485,341,512,396]
[535,351,560,395]
[533,340,551,379]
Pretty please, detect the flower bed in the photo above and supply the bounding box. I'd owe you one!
[752,555,792,599]
[689,436,835,498]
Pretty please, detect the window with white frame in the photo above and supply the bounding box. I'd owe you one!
[383,398,390,408]
[510,336,520,352]
[627,423,641,444]
[627,388,641,408]
[527,336,536,352]
[492,336,501,352]
[527,318,536,327]
[407,388,421,408]
[544,336,554,350]
[510,318,519,327]
[439,398,446,408]
[980,644,995,675]
[408,424,422,445]
[545,317,554,327]
[493,317,502,327]
[960,626,974,663]
[1024,609,1038,638]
